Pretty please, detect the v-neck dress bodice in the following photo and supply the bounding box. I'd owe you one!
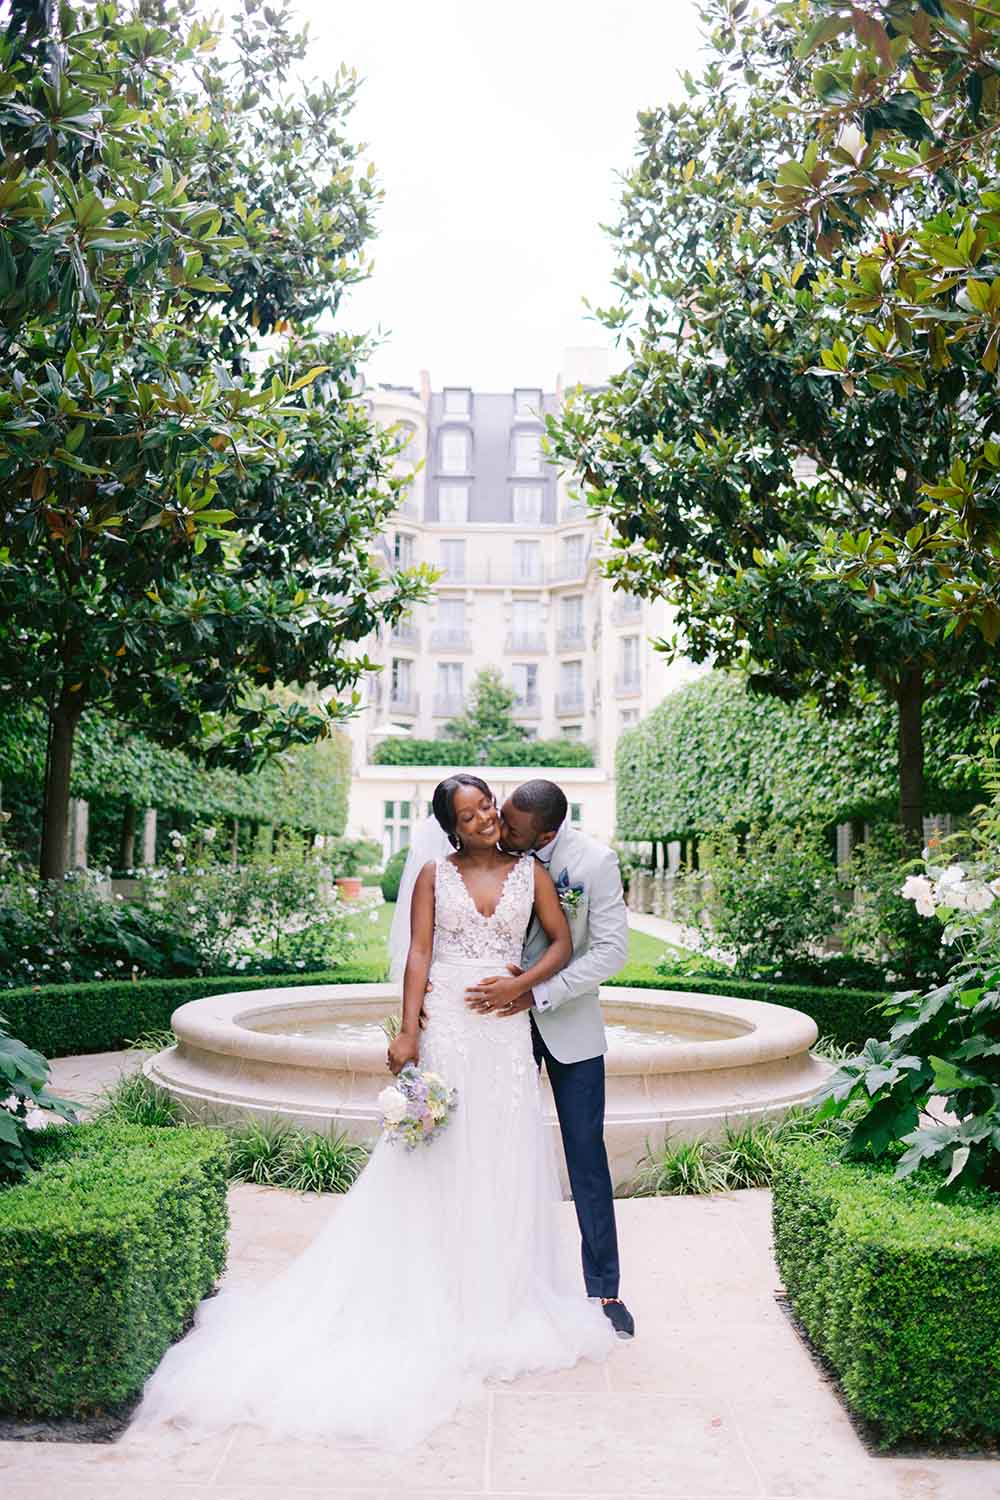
[432,853,533,966]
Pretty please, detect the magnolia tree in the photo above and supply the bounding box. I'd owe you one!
[0,0,426,880]
[764,0,1000,641]
[548,0,996,842]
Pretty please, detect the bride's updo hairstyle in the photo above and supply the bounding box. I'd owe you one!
[432,775,494,850]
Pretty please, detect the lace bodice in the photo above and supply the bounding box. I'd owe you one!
[432,854,534,965]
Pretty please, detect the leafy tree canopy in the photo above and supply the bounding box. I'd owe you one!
[548,0,994,840]
[442,667,528,757]
[0,0,428,876]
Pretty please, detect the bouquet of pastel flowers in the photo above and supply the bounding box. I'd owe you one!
[377,1062,458,1150]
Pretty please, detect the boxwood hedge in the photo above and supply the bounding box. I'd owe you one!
[605,969,886,1051]
[4,962,386,1059]
[772,1138,1000,1445]
[370,736,595,767]
[0,1120,229,1418]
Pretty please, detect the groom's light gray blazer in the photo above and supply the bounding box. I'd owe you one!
[521,823,630,1064]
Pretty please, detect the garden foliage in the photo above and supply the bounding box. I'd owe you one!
[616,673,986,841]
[0,834,375,988]
[773,1137,1000,1444]
[0,1120,229,1418]
[0,1011,76,1180]
[2,965,385,1059]
[769,0,1000,641]
[815,748,1000,1193]
[371,737,595,768]
[679,822,844,979]
[549,0,997,839]
[0,0,428,879]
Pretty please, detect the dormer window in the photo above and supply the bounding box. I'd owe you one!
[443,387,471,417]
[440,427,470,474]
[514,387,542,420]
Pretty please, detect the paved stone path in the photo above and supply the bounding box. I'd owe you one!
[2,1051,995,1497]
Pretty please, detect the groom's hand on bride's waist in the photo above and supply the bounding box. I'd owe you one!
[464,965,534,1017]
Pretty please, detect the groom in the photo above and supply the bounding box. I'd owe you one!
[464,779,635,1339]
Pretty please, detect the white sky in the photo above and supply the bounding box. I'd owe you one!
[297,0,705,391]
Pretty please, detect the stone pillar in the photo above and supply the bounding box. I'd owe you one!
[68,797,89,869]
[141,807,157,865]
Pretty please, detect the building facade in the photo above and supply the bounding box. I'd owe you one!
[345,351,700,855]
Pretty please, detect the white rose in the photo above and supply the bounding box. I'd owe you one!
[947,880,994,914]
[901,875,935,916]
[421,1071,444,1089]
[377,1086,409,1124]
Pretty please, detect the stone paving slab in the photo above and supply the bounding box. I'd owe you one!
[2,1182,997,1498]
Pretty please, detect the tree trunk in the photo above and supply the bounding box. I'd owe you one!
[119,802,136,870]
[895,666,925,848]
[231,818,240,867]
[38,695,84,882]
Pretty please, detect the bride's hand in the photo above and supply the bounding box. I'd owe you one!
[387,1031,420,1075]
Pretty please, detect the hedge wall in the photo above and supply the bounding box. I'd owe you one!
[605,969,886,1051]
[616,672,990,841]
[0,703,351,834]
[3,963,387,1059]
[371,736,595,767]
[0,1120,229,1418]
[772,1138,1000,1444]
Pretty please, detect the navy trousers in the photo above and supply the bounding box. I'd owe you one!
[530,1013,620,1299]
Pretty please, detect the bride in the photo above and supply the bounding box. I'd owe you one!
[133,774,614,1450]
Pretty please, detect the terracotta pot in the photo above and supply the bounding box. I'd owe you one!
[335,876,363,902]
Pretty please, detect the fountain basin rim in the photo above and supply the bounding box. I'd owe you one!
[166,982,818,1078]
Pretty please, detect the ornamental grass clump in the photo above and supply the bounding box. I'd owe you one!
[814,747,1000,1195]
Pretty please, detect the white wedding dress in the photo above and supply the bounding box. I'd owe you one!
[134,853,614,1450]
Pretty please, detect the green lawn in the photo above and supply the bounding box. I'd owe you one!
[352,901,685,978]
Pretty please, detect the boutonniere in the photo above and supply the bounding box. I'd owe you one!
[555,867,585,916]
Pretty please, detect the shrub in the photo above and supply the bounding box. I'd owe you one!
[685,823,845,978]
[612,969,886,1051]
[371,736,595,767]
[0,835,361,989]
[0,1011,77,1180]
[0,1120,229,1418]
[380,848,408,903]
[841,823,949,988]
[1,962,387,1059]
[772,1137,1000,1445]
[816,748,1000,1193]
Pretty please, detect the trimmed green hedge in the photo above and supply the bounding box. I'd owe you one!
[617,672,990,840]
[772,1138,1000,1445]
[0,1120,229,1418]
[371,736,595,767]
[3,963,387,1059]
[605,969,886,1050]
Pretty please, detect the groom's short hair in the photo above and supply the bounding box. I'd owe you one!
[510,779,567,833]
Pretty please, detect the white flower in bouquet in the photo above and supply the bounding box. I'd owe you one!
[377,1085,408,1124]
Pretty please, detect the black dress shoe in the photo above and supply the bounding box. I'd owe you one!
[600,1298,635,1339]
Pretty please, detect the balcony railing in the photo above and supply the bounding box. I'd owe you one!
[615,673,641,697]
[391,621,420,647]
[505,631,547,653]
[433,694,465,718]
[512,696,542,719]
[430,627,471,650]
[512,566,544,585]
[556,625,585,650]
[556,691,585,716]
[437,564,467,583]
[388,692,419,716]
